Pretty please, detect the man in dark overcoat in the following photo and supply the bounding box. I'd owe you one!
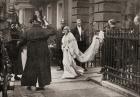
[72,19,88,71]
[21,16,56,90]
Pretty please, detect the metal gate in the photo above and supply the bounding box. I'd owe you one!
[102,29,140,95]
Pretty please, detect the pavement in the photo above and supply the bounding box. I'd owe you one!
[14,81,126,97]
[86,68,140,97]
[0,66,138,97]
[12,66,125,97]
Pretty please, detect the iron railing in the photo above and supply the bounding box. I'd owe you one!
[102,29,140,95]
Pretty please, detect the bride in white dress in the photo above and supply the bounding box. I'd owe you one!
[61,26,104,79]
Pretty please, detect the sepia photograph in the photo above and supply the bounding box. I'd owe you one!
[0,0,140,97]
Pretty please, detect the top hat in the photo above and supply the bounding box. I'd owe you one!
[134,14,140,25]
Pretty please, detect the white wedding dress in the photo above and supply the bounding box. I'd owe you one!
[61,31,104,78]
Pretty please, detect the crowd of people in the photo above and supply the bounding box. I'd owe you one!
[18,10,104,90]
[13,9,103,90]
[1,7,139,91]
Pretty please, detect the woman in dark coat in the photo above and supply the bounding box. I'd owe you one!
[21,16,56,90]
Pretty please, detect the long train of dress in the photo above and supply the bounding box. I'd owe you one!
[62,31,104,78]
[77,31,104,62]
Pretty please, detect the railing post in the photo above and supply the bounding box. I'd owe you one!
[138,33,140,94]
[102,29,140,95]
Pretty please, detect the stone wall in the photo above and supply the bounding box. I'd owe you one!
[71,0,89,28]
[89,0,122,30]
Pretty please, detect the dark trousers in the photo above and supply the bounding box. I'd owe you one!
[57,49,63,69]
[6,41,23,75]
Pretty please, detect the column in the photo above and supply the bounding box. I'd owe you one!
[47,4,52,24]
[19,8,23,24]
[63,0,68,25]
[56,0,64,29]
[67,0,72,27]
[51,1,57,28]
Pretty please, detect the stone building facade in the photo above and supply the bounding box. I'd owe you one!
[6,0,139,30]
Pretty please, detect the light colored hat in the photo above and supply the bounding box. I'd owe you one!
[134,14,140,25]
[108,19,116,27]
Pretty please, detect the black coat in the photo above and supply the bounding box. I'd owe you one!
[72,26,87,52]
[21,24,56,87]
[56,27,64,50]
